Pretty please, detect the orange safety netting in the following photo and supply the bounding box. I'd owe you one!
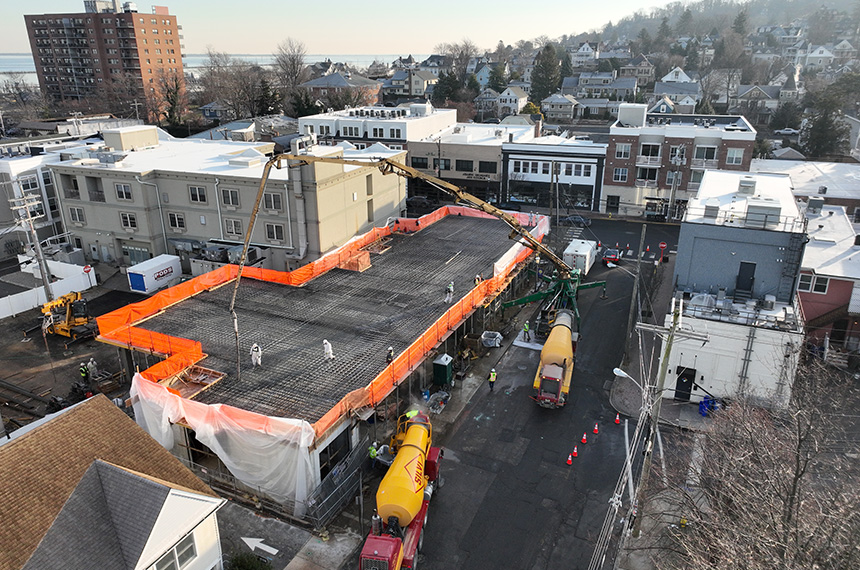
[97,207,546,438]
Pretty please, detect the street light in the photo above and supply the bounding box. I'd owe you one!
[613,367,645,394]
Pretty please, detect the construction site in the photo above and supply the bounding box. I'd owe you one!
[97,206,548,525]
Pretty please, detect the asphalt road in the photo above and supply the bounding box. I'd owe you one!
[422,220,680,570]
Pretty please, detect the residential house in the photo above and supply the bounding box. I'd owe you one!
[649,95,681,115]
[497,86,529,117]
[49,126,407,271]
[474,88,501,120]
[365,59,392,79]
[569,42,599,69]
[652,81,702,109]
[598,45,632,63]
[407,123,536,201]
[575,72,637,100]
[503,137,607,209]
[664,170,806,409]
[540,93,579,122]
[796,199,860,351]
[603,103,756,217]
[507,80,531,95]
[475,62,507,89]
[392,54,417,70]
[560,76,580,96]
[419,54,452,77]
[660,66,694,83]
[750,47,782,67]
[730,75,799,125]
[800,45,835,71]
[299,72,383,107]
[299,101,457,151]
[619,54,655,87]
[0,395,225,570]
[700,68,743,108]
[384,69,438,99]
[198,101,233,123]
[832,39,857,66]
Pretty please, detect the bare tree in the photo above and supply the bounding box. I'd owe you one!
[273,38,309,98]
[434,39,479,84]
[151,68,186,126]
[630,362,860,569]
[198,48,273,120]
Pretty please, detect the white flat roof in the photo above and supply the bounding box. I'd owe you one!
[423,123,535,146]
[61,139,402,181]
[750,158,860,199]
[685,170,804,232]
[802,205,860,279]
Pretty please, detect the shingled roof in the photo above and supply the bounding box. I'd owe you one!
[0,395,216,570]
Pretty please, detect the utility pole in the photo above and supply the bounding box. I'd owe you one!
[630,297,708,537]
[623,224,647,365]
[10,193,54,302]
[130,99,142,122]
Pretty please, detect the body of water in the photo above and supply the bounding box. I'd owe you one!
[0,52,430,81]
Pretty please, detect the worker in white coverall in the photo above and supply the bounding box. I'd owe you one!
[323,339,335,360]
[250,343,262,367]
[445,281,454,303]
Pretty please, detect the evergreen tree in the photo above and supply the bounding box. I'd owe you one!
[431,71,459,106]
[598,59,614,72]
[560,51,574,86]
[488,64,507,93]
[530,44,560,103]
[253,78,280,116]
[635,28,652,54]
[801,94,850,158]
[657,17,672,45]
[289,88,320,117]
[676,9,693,35]
[732,10,749,35]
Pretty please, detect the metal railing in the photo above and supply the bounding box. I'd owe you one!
[306,434,370,530]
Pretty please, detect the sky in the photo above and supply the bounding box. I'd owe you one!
[1,0,660,55]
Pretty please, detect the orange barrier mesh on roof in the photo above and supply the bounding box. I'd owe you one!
[100,208,545,439]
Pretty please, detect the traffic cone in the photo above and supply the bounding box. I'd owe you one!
[594,422,599,434]
[646,245,650,252]
[615,242,619,248]
[566,453,573,465]
[581,432,587,444]
[597,241,602,247]
[626,243,630,250]
[572,445,578,458]
[615,413,621,424]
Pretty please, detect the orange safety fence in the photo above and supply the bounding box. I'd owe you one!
[97,206,545,438]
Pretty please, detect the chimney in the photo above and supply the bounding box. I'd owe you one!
[854,235,860,246]
[509,133,513,143]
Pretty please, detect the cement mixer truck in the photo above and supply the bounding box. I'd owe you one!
[532,310,578,408]
[360,411,443,570]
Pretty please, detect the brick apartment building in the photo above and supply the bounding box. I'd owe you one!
[25,1,183,112]
[602,103,756,219]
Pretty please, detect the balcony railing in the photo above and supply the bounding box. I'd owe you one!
[635,179,658,189]
[690,158,718,169]
[635,155,662,167]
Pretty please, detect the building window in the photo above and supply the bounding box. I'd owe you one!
[530,162,538,174]
[221,188,239,207]
[411,157,428,169]
[433,158,451,171]
[19,175,39,192]
[640,143,660,157]
[666,170,682,186]
[613,168,628,182]
[372,127,383,138]
[120,212,137,229]
[694,146,717,160]
[390,128,401,138]
[690,170,705,184]
[513,160,521,173]
[153,533,197,570]
[563,163,573,176]
[455,160,473,172]
[168,212,185,229]
[189,186,206,203]
[69,207,85,223]
[637,167,659,181]
[225,218,242,236]
[615,143,631,159]
[726,148,744,165]
[669,145,686,160]
[478,161,497,174]
[265,223,285,241]
[263,192,282,211]
[115,183,132,200]
[798,274,828,294]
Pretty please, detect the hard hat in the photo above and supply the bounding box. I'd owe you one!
[80,363,85,366]
[388,346,393,351]
[491,368,496,372]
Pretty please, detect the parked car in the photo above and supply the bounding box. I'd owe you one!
[774,128,799,136]
[559,215,592,227]
[406,196,433,209]
[601,248,621,266]
[495,201,523,212]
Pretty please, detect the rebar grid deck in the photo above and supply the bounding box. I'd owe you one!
[143,216,521,423]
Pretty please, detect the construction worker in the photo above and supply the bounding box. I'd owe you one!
[445,281,454,303]
[323,339,334,361]
[523,321,531,341]
[368,441,379,467]
[405,409,419,419]
[79,362,89,383]
[87,358,99,378]
[386,346,394,363]
[488,368,497,392]
[250,343,262,367]
[474,274,483,286]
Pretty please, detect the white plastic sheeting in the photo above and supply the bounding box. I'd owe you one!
[493,214,551,276]
[130,374,317,516]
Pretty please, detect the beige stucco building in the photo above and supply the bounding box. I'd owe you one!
[49,126,407,271]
